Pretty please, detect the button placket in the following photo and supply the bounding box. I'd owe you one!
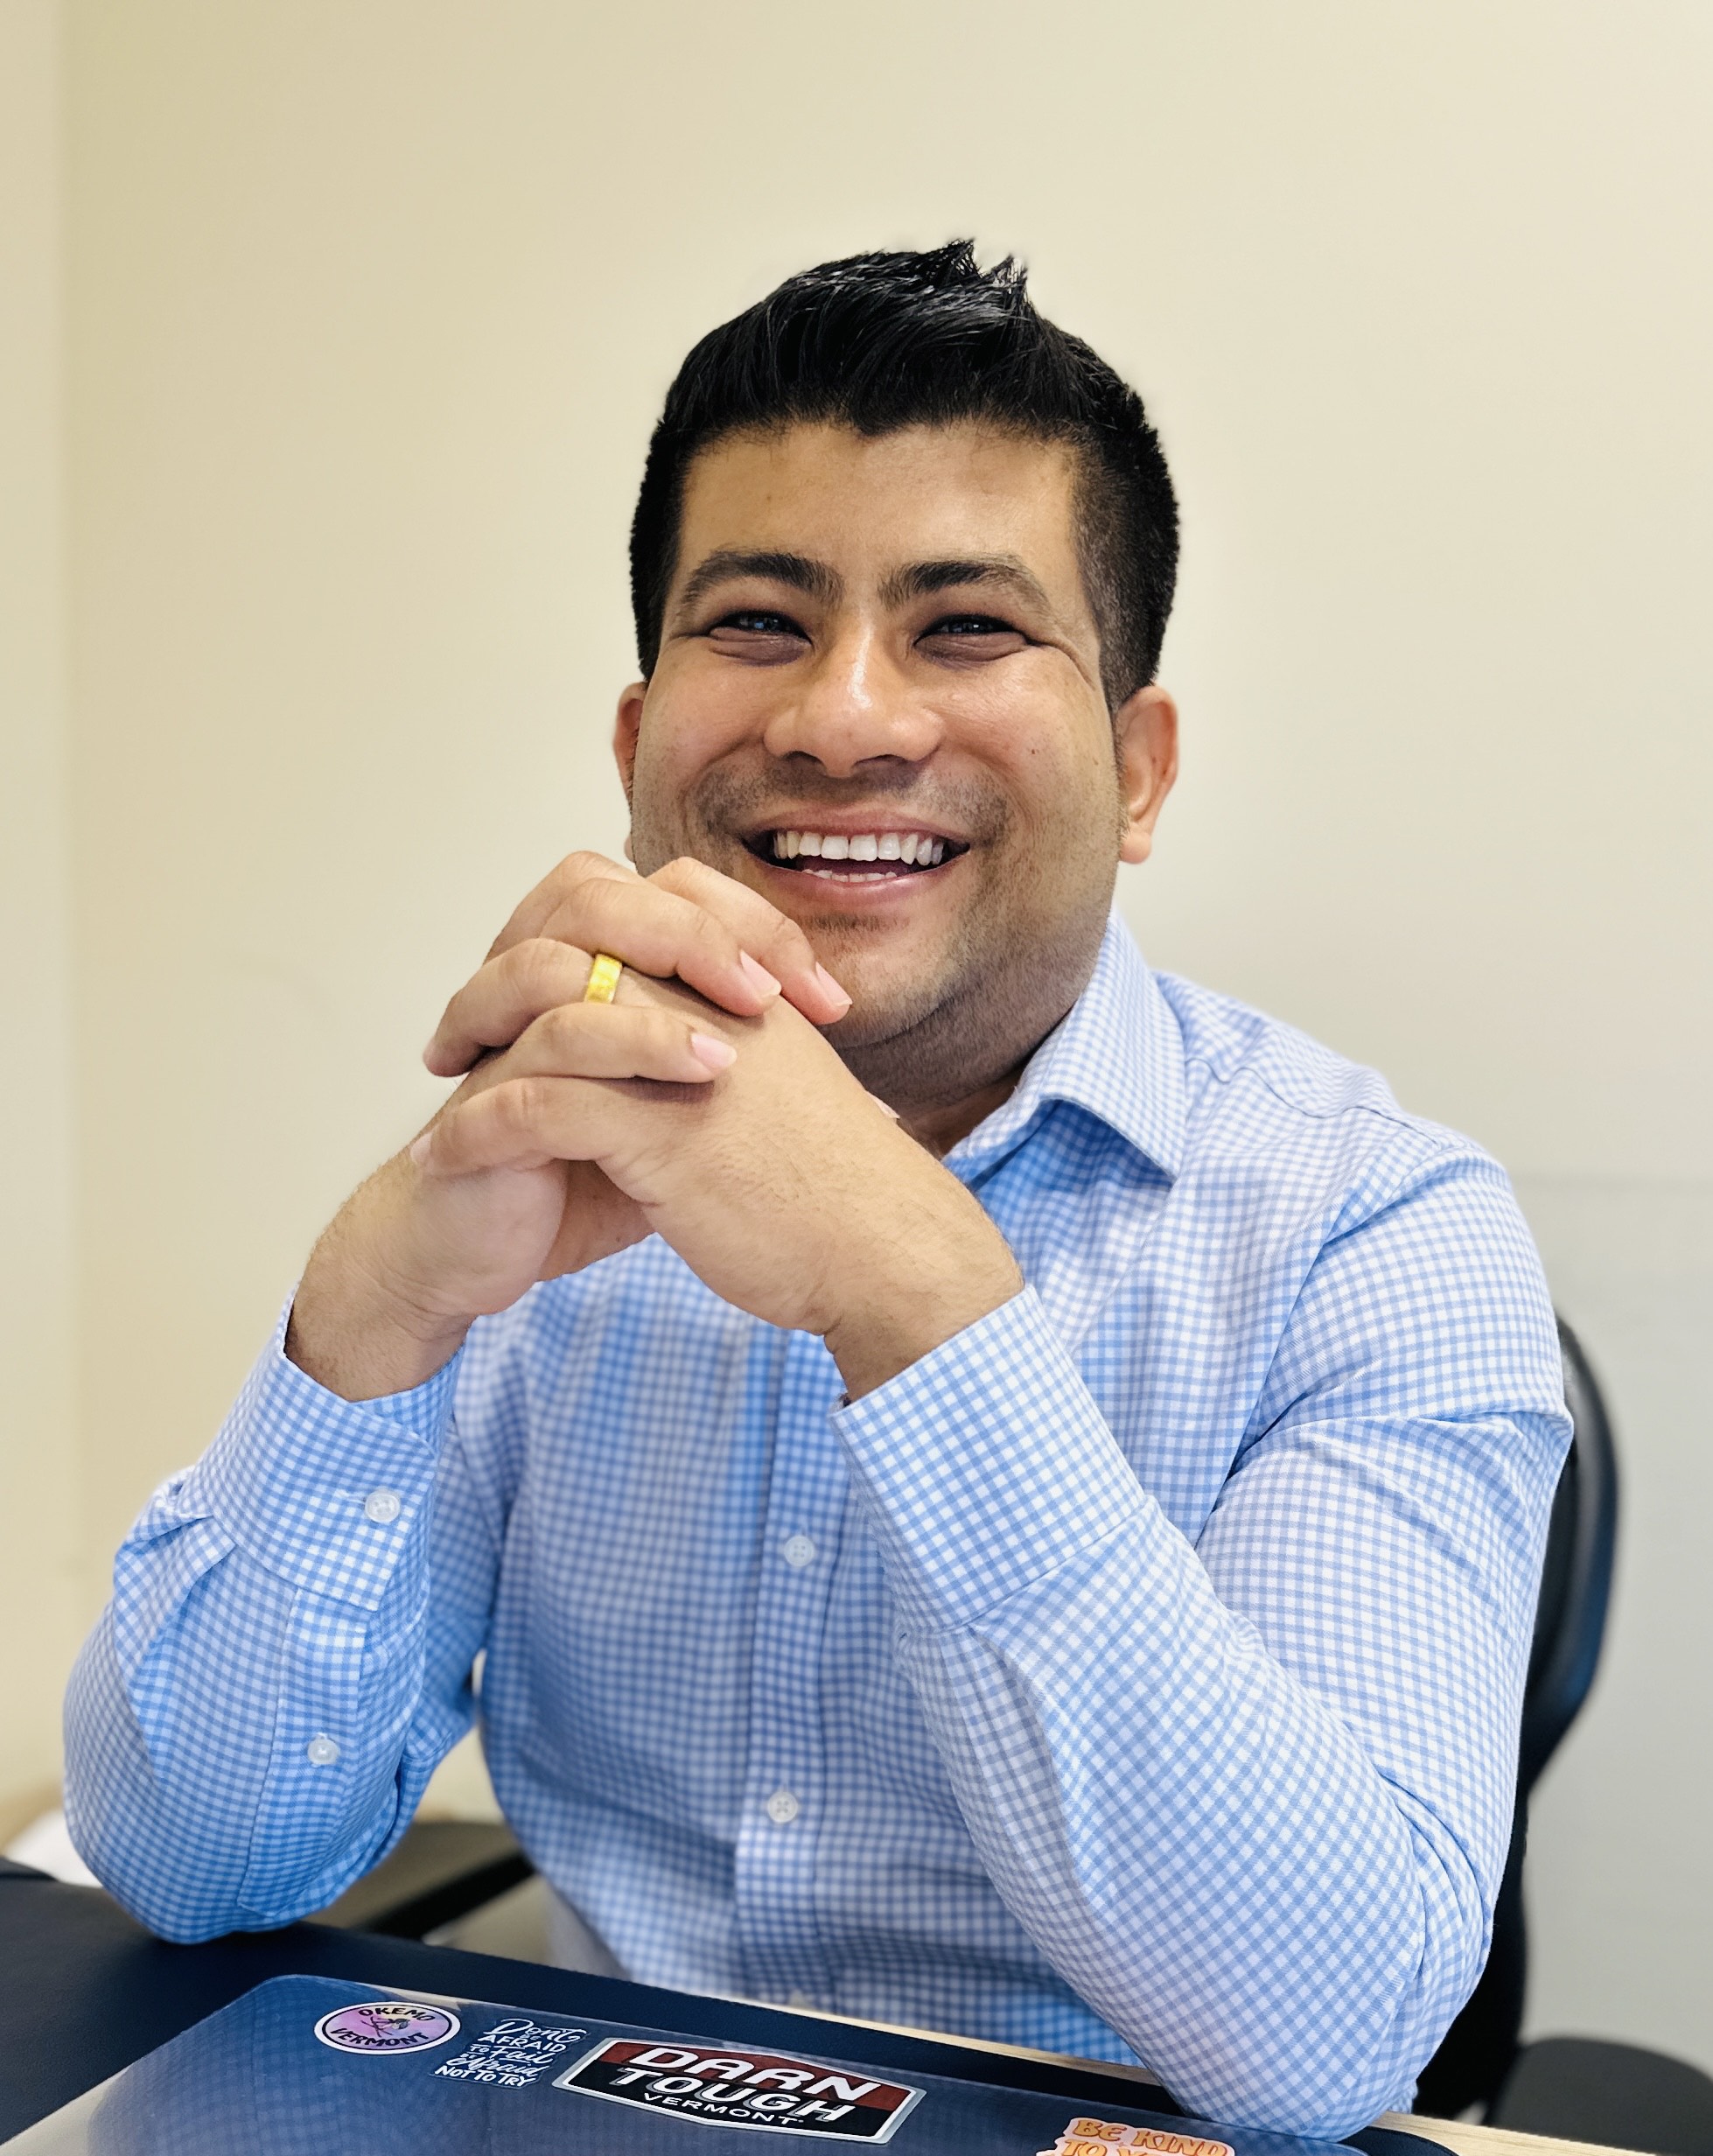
[735,1334,844,2010]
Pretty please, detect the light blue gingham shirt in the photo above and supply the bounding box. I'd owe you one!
[65,919,1570,2137]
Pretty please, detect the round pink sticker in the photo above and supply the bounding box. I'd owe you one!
[313,1999,461,2054]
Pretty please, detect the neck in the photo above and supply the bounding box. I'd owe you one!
[901,1069,1025,1159]
[836,904,1112,1158]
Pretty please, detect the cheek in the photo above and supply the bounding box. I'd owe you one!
[632,685,751,802]
[961,705,1119,850]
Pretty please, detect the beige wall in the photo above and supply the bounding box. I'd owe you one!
[0,0,81,1834]
[8,0,1711,2068]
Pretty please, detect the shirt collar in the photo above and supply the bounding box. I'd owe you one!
[946,914,1186,1182]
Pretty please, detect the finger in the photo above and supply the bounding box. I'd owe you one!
[650,856,851,1024]
[484,850,637,962]
[500,999,736,1087]
[413,1074,641,1179]
[529,873,783,1018]
[428,938,608,1075]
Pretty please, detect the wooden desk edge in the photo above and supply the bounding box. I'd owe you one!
[769,2003,1638,2156]
[1374,2120,1647,2156]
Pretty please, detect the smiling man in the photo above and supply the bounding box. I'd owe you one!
[65,247,1569,2137]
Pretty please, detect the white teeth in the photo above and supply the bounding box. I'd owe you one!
[766,829,952,868]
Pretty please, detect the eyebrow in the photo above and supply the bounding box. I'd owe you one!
[877,555,1056,615]
[673,547,1060,625]
[674,550,843,616]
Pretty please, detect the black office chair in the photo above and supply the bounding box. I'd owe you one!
[1414,1320,1713,2156]
[1416,1316,1620,2119]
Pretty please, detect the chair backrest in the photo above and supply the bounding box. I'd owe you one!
[1520,1320,1619,1796]
[1414,1315,1619,2118]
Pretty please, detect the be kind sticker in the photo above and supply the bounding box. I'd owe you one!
[313,1999,461,2054]
[1038,2122,1235,2156]
[554,2039,925,2140]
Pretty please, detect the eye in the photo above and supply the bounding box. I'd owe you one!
[708,608,808,641]
[919,612,1030,657]
[702,607,810,665]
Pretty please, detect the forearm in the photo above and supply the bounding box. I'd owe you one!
[63,1315,480,1939]
[286,1154,477,1399]
[888,1527,1468,2135]
[836,1290,1543,2137]
[64,1558,452,1940]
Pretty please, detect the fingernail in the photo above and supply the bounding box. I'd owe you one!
[409,1131,434,1166]
[738,951,781,998]
[689,1032,738,1071]
[815,962,852,1011]
[869,1093,900,1119]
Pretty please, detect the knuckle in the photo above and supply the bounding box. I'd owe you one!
[512,936,576,998]
[499,1075,546,1132]
[548,1000,595,1055]
[688,903,736,953]
[652,1009,695,1056]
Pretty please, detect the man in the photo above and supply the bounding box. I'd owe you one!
[65,244,1568,2137]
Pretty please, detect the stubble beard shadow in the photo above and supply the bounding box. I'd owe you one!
[831,892,1110,1115]
[631,772,1114,1121]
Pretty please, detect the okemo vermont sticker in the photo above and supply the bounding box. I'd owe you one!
[553,2039,926,2140]
[313,2000,462,2054]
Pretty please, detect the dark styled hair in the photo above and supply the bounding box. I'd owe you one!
[628,242,1178,710]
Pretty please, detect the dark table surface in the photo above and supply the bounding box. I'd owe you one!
[0,1858,1443,2154]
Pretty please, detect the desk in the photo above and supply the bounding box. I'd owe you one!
[0,1864,1625,2156]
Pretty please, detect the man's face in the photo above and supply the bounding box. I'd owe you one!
[616,420,1175,1106]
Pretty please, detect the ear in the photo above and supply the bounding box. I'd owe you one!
[612,683,647,863]
[1113,684,1178,865]
[613,682,647,801]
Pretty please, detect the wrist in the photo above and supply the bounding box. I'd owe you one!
[823,1225,1023,1401]
[288,1206,473,1402]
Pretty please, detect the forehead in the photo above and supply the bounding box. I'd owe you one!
[672,421,1086,597]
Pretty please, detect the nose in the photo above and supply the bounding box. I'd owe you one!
[759,624,941,775]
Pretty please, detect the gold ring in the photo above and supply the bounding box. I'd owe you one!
[583,952,623,1004]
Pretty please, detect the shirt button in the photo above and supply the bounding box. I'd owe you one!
[781,1534,816,1570]
[765,1788,801,1825]
[305,1735,341,1767]
[363,1488,402,1524]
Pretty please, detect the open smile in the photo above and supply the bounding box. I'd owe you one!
[743,827,969,884]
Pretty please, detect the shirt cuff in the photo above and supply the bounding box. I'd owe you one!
[185,1298,462,1612]
[830,1284,1143,1632]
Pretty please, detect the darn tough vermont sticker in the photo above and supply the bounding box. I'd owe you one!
[553,2039,926,2140]
[1036,2124,1236,2156]
[313,1999,461,2055]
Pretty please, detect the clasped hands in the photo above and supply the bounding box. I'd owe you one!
[287,851,1022,1404]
